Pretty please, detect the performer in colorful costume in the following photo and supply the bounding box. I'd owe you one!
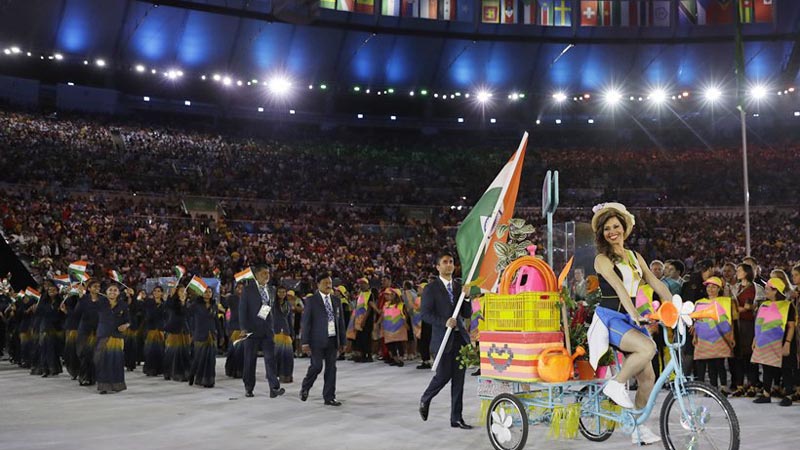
[751,277,796,406]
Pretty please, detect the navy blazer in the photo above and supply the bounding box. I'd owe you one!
[301,292,346,349]
[420,278,471,356]
[239,281,277,338]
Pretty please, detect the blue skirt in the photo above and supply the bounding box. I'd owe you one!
[595,306,649,349]
[94,337,127,393]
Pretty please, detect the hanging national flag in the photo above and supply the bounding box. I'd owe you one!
[383,0,401,15]
[174,265,187,280]
[520,0,536,23]
[235,267,255,284]
[580,1,598,26]
[187,276,209,296]
[619,0,633,26]
[502,0,517,23]
[693,0,734,24]
[420,0,439,18]
[355,0,375,14]
[753,0,772,23]
[338,0,356,12]
[483,0,500,22]
[456,133,528,292]
[440,0,458,20]
[539,0,554,25]
[553,0,572,26]
[68,260,88,277]
[108,269,124,284]
[52,274,71,287]
[653,1,671,26]
[401,0,420,16]
[25,287,41,301]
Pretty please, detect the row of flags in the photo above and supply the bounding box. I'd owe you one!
[320,0,774,26]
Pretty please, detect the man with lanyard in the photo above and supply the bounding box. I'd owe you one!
[240,264,284,399]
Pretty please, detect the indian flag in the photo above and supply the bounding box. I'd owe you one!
[108,270,124,284]
[174,265,187,280]
[68,260,88,277]
[235,267,255,284]
[455,132,527,293]
[187,276,208,296]
[25,287,41,301]
[74,272,90,283]
[16,290,25,300]
[213,267,221,279]
[52,274,71,286]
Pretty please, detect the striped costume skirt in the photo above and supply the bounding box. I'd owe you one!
[189,334,216,388]
[94,337,126,393]
[64,330,80,379]
[163,333,192,382]
[225,330,244,379]
[143,330,165,377]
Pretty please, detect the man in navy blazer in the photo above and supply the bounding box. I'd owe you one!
[419,253,473,429]
[300,273,347,406]
[239,265,284,398]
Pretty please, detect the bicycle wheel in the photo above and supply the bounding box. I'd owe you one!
[486,393,529,450]
[577,387,614,442]
[659,381,740,450]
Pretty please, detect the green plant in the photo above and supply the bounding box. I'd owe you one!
[456,342,480,369]
[597,349,617,367]
[493,218,536,273]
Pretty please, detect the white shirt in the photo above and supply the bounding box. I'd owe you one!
[439,276,469,301]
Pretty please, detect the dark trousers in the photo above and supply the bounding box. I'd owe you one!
[242,335,280,392]
[420,335,466,423]
[732,356,760,387]
[762,357,797,393]
[418,322,432,362]
[650,327,666,376]
[695,358,726,388]
[302,337,339,401]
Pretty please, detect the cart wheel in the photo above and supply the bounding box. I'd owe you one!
[659,381,740,450]
[486,393,528,450]
[577,387,614,442]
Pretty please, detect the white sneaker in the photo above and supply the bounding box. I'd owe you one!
[631,425,662,446]
[603,379,635,409]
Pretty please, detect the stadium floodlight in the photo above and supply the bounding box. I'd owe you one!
[212,74,221,81]
[457,117,464,123]
[490,118,497,123]
[648,88,667,104]
[603,88,623,106]
[704,86,722,103]
[749,85,767,100]
[135,64,145,73]
[10,46,21,54]
[476,90,491,103]
[509,92,520,101]
[267,75,292,96]
[184,100,191,106]
[54,53,63,61]
[552,91,567,103]
[222,76,232,86]
[258,107,264,112]
[95,59,106,67]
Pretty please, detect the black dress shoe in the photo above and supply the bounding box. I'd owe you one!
[300,389,309,401]
[471,369,481,377]
[324,399,342,406]
[416,362,431,370]
[451,420,473,430]
[270,388,285,398]
[419,401,430,421]
[245,391,254,398]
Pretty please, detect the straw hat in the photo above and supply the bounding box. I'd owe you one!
[703,277,723,288]
[591,202,636,239]
[766,277,786,295]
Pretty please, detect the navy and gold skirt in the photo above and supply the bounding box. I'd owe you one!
[143,330,165,376]
[64,330,80,379]
[190,333,216,388]
[94,336,126,393]
[19,331,33,367]
[225,330,244,379]
[77,332,98,385]
[123,328,140,372]
[163,333,191,382]
[37,330,64,376]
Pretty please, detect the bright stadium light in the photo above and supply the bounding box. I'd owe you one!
[95,58,106,67]
[222,76,232,86]
[476,90,491,103]
[648,88,667,104]
[749,84,768,100]
[135,64,145,73]
[267,75,292,96]
[212,74,221,81]
[10,46,21,54]
[54,53,63,61]
[704,86,722,103]
[603,88,623,106]
[552,91,567,103]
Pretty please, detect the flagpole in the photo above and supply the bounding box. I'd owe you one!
[431,133,528,372]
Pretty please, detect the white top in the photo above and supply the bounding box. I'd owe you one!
[615,251,643,297]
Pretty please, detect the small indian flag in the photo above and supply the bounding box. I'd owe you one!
[213,267,221,279]
[108,270,124,284]
[16,290,25,299]
[52,274,71,286]
[234,267,255,284]
[25,287,41,301]
[69,260,88,273]
[188,276,208,296]
[74,272,90,283]
[174,265,187,280]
